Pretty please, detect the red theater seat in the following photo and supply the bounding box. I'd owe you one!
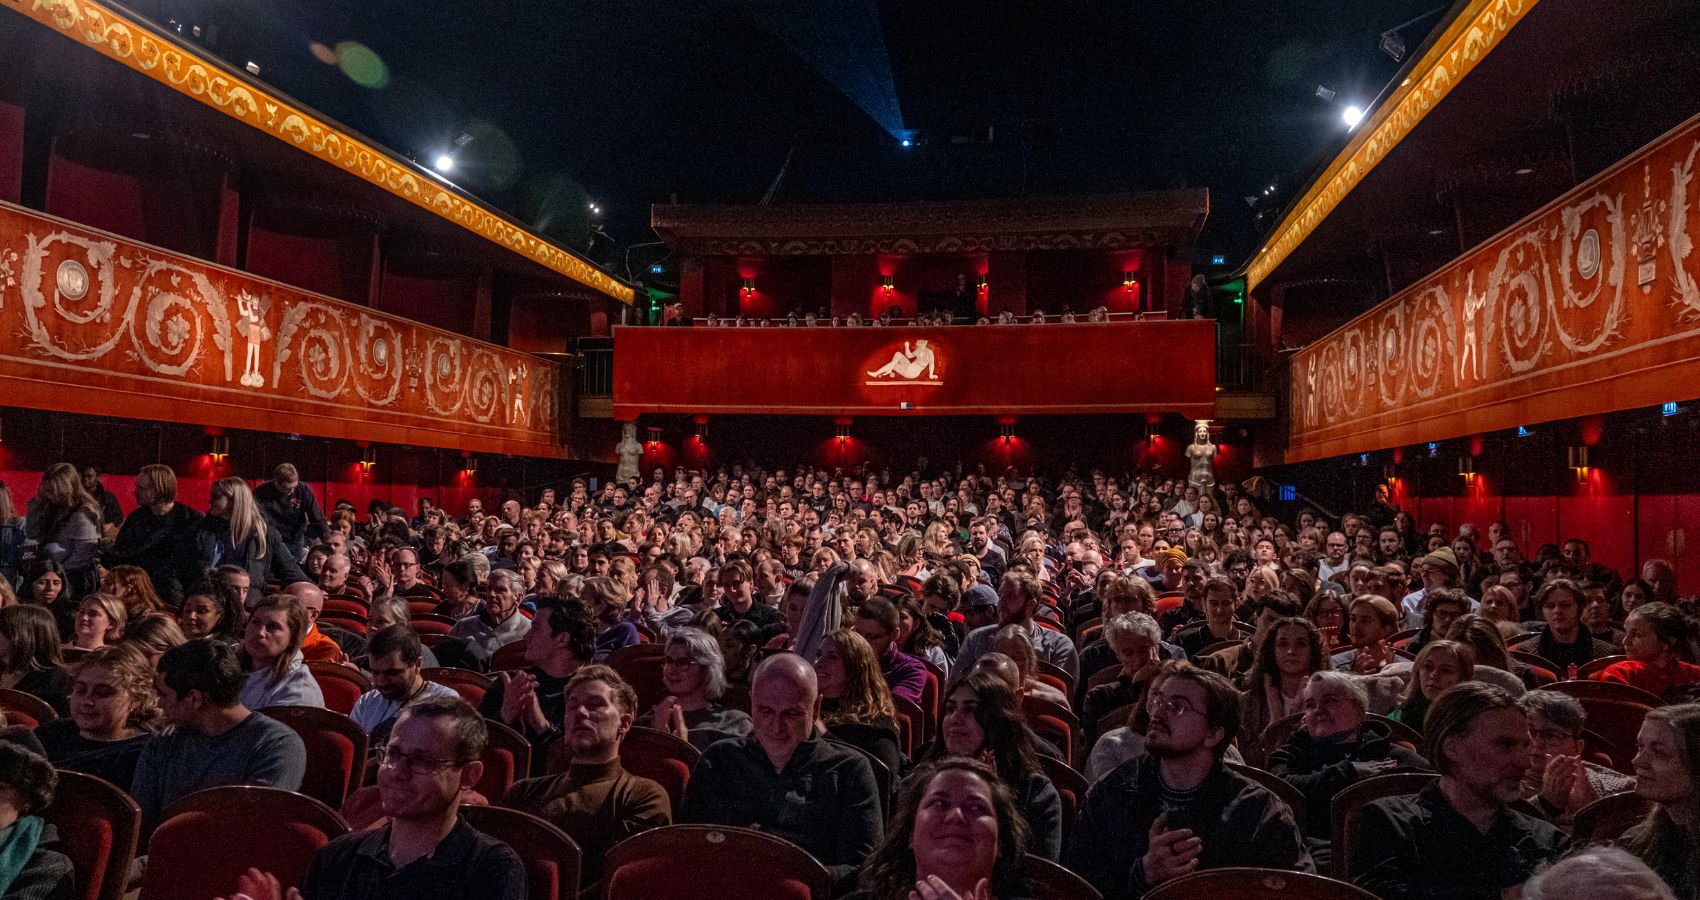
[608,643,667,711]
[477,717,532,802]
[490,641,530,672]
[139,786,348,900]
[262,705,368,808]
[601,825,830,900]
[42,770,139,900]
[424,667,495,707]
[0,689,57,729]
[1142,868,1376,900]
[409,613,460,636]
[614,726,699,813]
[306,661,371,716]
[460,805,581,900]
[1024,853,1103,900]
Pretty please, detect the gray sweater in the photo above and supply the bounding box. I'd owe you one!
[131,711,306,830]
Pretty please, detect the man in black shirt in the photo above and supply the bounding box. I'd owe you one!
[713,559,780,629]
[79,465,124,532]
[253,463,329,559]
[678,653,881,888]
[478,601,594,775]
[1352,682,1568,899]
[224,696,526,900]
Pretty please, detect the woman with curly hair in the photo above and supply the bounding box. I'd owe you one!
[816,628,903,778]
[99,565,166,620]
[35,644,159,791]
[848,758,1030,900]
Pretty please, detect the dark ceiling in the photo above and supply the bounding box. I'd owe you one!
[114,0,1445,279]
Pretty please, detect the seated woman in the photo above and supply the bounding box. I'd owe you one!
[99,565,165,620]
[1594,603,1700,701]
[1620,703,1700,899]
[816,629,904,778]
[0,607,71,716]
[1303,589,1349,654]
[987,626,1068,709]
[175,581,245,644]
[582,575,638,662]
[1268,670,1427,864]
[923,671,1063,860]
[430,557,481,621]
[18,561,74,643]
[0,740,74,899]
[35,644,157,791]
[237,594,325,710]
[1081,613,1163,730]
[1478,585,1529,641]
[68,593,126,653]
[1238,616,1329,766]
[647,626,752,751]
[1387,640,1474,733]
[847,758,1029,900]
[1444,614,1531,694]
[718,620,762,691]
[121,614,188,668]
[895,597,951,678]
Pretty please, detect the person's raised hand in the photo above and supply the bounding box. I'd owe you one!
[214,868,302,900]
[498,671,536,726]
[908,875,991,900]
[1142,812,1203,885]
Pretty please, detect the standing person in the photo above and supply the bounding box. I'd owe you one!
[133,639,306,833]
[253,464,329,560]
[0,481,25,586]
[1067,665,1311,898]
[195,478,309,607]
[25,463,102,598]
[106,464,204,605]
[224,698,528,900]
[1352,683,1568,899]
[78,465,124,535]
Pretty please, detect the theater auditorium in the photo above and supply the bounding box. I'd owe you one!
[0,1,1696,898]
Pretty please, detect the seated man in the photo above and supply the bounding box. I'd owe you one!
[134,639,307,834]
[1066,665,1311,899]
[1353,682,1569,899]
[1082,612,1165,731]
[285,581,357,664]
[678,653,881,887]
[953,571,1078,681]
[391,547,441,600]
[477,600,595,776]
[1171,576,1249,660]
[1200,588,1304,683]
[1517,689,1632,822]
[226,697,528,900]
[506,665,671,886]
[350,626,460,743]
[851,596,927,705]
[448,569,531,666]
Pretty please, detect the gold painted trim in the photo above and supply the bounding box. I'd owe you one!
[8,0,634,304]
[1246,0,1540,291]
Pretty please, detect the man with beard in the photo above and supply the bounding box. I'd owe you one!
[349,626,460,743]
[953,571,1078,680]
[1352,683,1568,898]
[1066,665,1310,899]
[506,666,670,886]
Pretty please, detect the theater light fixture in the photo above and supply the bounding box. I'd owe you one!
[646,426,661,445]
[361,446,378,471]
[1568,445,1590,482]
[976,274,988,294]
[1123,271,1138,293]
[463,454,477,473]
[741,276,755,297]
[1457,455,1475,481]
[1383,463,1398,483]
[209,435,230,463]
[1000,422,1016,443]
[836,422,851,442]
[1144,424,1159,442]
[881,275,895,296]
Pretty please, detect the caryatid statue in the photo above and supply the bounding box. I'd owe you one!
[616,422,643,484]
[1186,419,1217,493]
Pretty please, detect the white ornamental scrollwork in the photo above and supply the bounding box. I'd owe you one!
[1488,230,1551,373]
[18,231,122,359]
[273,301,352,400]
[1407,284,1456,400]
[128,259,234,378]
[352,315,403,407]
[1373,304,1408,409]
[1552,190,1628,353]
[424,337,466,417]
[463,349,507,424]
[1670,139,1700,322]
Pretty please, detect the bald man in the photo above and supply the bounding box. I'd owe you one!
[845,558,881,606]
[678,654,881,886]
[286,580,365,665]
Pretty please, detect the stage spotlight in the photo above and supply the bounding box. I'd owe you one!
[1342,105,1364,128]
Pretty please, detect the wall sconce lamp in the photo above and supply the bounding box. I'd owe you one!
[881,275,895,297]
[210,435,231,463]
[1123,271,1139,294]
[463,454,477,474]
[836,422,851,443]
[1144,423,1159,442]
[1383,463,1398,483]
[1457,455,1475,481]
[999,422,1016,443]
[694,418,709,443]
[976,274,988,294]
[1568,445,1591,482]
[741,276,755,297]
[361,445,378,472]
[646,426,662,446]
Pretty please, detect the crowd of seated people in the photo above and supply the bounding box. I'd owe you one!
[0,455,1690,897]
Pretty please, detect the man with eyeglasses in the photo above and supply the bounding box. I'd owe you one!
[390,548,439,600]
[1318,532,1351,584]
[1517,689,1631,822]
[1067,665,1310,899]
[227,696,526,900]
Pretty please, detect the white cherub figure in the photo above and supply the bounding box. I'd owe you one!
[235,292,272,388]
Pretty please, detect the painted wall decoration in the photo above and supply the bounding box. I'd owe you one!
[1289,111,1700,463]
[0,200,565,457]
[613,320,1216,419]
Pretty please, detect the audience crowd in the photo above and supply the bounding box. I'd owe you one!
[0,456,1691,899]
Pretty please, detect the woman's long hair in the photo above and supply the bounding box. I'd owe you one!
[0,605,64,675]
[820,628,896,727]
[1397,640,1476,731]
[101,566,165,618]
[35,463,100,540]
[926,671,1042,791]
[217,477,268,559]
[858,758,1029,900]
[240,594,308,686]
[1622,704,1700,896]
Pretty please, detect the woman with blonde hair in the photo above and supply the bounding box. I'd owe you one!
[99,565,165,619]
[237,594,323,709]
[121,613,187,666]
[36,644,158,790]
[1388,639,1475,733]
[816,628,903,777]
[195,477,307,606]
[69,593,126,652]
[25,462,102,596]
[921,521,954,563]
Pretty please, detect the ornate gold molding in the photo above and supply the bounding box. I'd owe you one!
[8,0,634,304]
[1247,0,1542,291]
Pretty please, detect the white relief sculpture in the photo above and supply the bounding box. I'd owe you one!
[235,291,271,387]
[865,339,939,382]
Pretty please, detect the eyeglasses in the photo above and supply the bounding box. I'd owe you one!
[662,656,701,668]
[1146,695,1201,719]
[376,747,470,777]
[1529,727,1579,746]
